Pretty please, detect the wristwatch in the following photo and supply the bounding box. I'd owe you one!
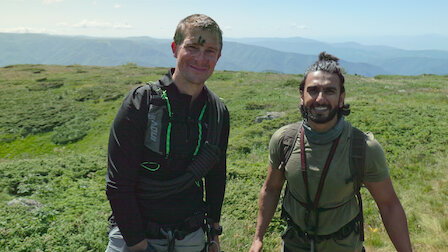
[212,225,223,236]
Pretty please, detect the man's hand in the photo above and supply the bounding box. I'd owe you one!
[248,165,285,252]
[207,235,220,252]
[207,222,222,252]
[365,178,412,251]
[249,239,263,252]
[128,239,148,252]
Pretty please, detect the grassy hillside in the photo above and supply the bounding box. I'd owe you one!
[0,64,447,251]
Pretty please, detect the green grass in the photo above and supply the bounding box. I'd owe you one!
[0,64,447,251]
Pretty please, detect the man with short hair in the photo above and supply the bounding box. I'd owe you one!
[106,14,228,252]
[249,52,412,252]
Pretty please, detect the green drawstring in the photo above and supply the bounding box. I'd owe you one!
[140,161,161,172]
[161,88,207,159]
[160,88,208,187]
[193,104,207,157]
[161,90,172,159]
[194,104,207,188]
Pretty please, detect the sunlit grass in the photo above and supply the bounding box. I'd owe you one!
[0,65,447,251]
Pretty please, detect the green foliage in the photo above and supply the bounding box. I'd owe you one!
[282,78,301,87]
[0,65,447,251]
[0,153,109,251]
[74,85,122,102]
[27,78,64,91]
[24,67,46,74]
[0,87,94,143]
[51,116,94,144]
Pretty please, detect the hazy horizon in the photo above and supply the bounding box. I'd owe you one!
[2,0,448,51]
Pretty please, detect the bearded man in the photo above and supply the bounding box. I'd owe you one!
[249,52,412,252]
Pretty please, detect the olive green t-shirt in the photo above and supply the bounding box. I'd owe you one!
[269,121,389,235]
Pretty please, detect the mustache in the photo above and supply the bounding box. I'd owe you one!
[310,104,331,110]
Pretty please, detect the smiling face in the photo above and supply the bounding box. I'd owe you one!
[171,26,221,89]
[300,71,345,131]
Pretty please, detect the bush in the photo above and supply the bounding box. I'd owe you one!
[51,117,93,144]
[282,78,300,87]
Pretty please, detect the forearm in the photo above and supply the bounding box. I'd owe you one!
[378,201,412,251]
[107,140,146,246]
[205,139,227,221]
[107,185,146,246]
[205,109,229,222]
[107,128,146,245]
[253,184,282,242]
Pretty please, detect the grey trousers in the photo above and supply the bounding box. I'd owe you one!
[105,226,206,252]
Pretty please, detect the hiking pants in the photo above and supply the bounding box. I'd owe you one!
[281,225,363,252]
[105,226,206,252]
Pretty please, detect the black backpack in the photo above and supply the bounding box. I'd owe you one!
[280,122,366,241]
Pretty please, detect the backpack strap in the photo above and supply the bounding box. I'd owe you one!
[143,82,171,157]
[349,126,367,241]
[350,127,366,192]
[279,122,302,170]
[148,82,166,105]
[280,122,368,242]
[136,83,226,200]
[280,122,301,228]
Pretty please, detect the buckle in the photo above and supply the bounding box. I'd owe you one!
[174,229,186,240]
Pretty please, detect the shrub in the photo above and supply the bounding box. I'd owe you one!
[51,116,93,144]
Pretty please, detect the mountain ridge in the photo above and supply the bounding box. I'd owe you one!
[2,33,447,76]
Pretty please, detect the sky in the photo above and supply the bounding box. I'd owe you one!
[2,0,448,49]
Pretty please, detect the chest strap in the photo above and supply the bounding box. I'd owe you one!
[281,122,366,243]
[146,84,207,159]
[136,84,225,200]
[300,125,341,234]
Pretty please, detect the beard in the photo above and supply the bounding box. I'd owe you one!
[300,103,339,124]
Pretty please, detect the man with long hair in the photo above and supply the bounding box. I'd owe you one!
[250,52,412,252]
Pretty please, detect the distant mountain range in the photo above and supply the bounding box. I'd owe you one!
[1,33,448,76]
[227,37,448,76]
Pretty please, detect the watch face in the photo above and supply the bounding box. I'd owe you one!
[216,226,223,235]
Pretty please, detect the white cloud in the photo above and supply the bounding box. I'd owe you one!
[72,19,132,29]
[113,4,121,8]
[113,23,132,29]
[0,27,49,34]
[222,26,232,31]
[43,0,63,4]
[291,23,308,30]
[72,19,110,28]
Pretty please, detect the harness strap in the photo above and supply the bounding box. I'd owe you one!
[281,122,367,243]
[283,207,362,242]
[300,125,341,233]
[284,187,354,212]
[150,84,207,159]
[356,190,364,241]
[166,230,175,252]
[145,212,204,240]
[137,82,224,200]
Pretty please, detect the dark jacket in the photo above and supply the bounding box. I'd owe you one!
[106,69,229,246]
